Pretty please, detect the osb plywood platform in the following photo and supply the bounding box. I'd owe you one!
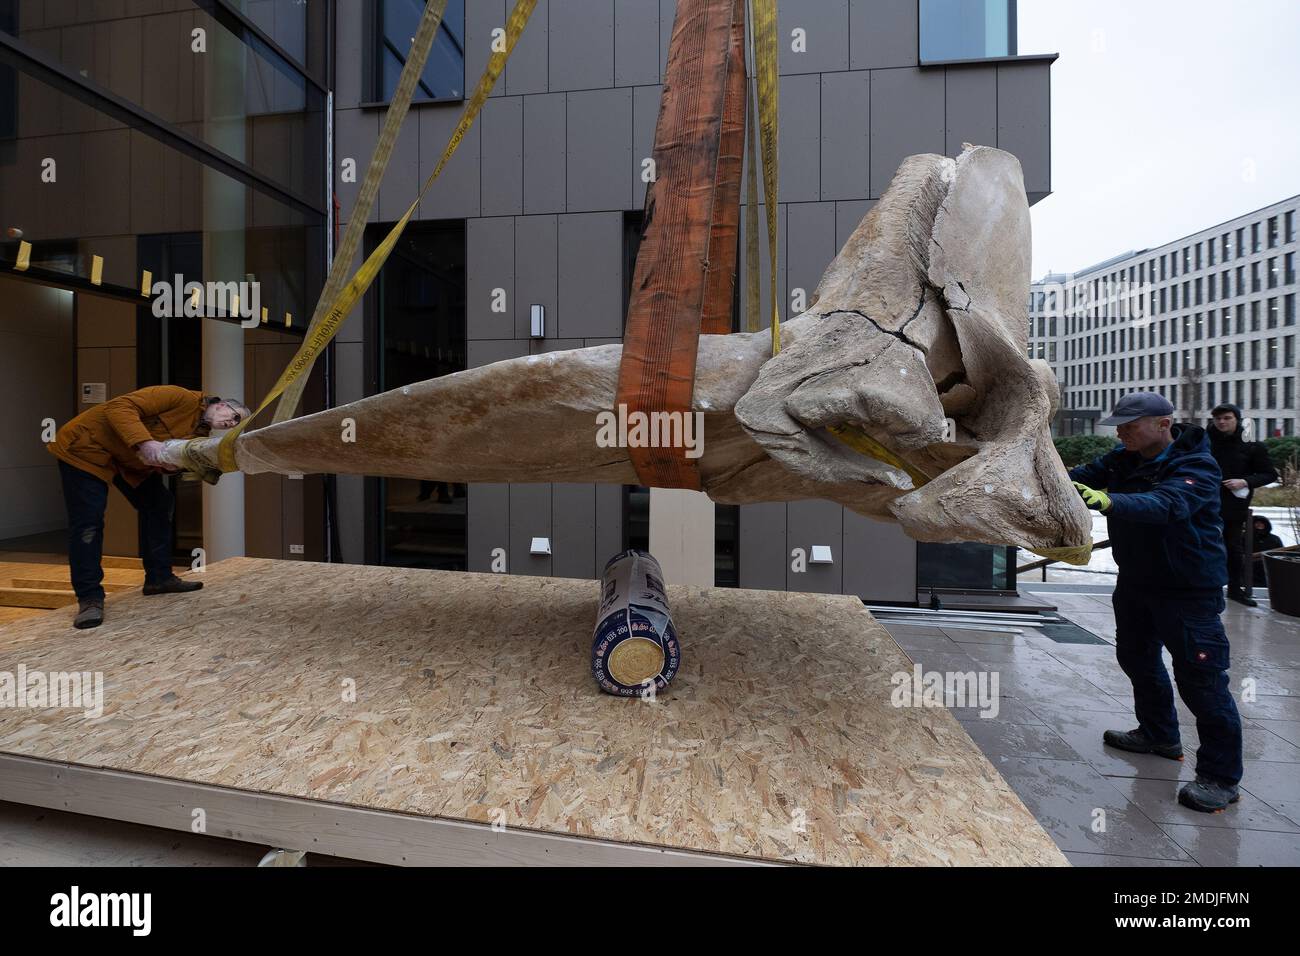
[0,557,1066,866]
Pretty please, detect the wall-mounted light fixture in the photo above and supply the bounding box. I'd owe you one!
[530,303,546,338]
[810,545,834,565]
[530,536,552,555]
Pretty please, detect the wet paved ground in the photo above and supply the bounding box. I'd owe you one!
[882,587,1300,866]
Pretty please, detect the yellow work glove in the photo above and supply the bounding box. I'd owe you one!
[1072,481,1111,512]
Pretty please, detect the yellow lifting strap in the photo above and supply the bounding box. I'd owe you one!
[826,423,933,488]
[268,0,449,430]
[1025,543,1094,566]
[214,0,539,474]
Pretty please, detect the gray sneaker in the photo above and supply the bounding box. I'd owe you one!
[1103,727,1184,760]
[73,600,104,629]
[1179,775,1241,813]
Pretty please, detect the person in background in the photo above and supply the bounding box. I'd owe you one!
[1208,403,1279,607]
[1070,391,1243,813]
[1251,515,1285,588]
[47,386,249,630]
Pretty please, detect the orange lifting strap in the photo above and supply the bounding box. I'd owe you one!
[615,0,747,491]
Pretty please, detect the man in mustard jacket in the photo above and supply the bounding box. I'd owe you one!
[47,386,249,629]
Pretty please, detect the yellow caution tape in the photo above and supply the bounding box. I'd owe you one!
[750,0,780,355]
[216,0,538,474]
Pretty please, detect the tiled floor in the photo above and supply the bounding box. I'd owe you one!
[882,588,1300,866]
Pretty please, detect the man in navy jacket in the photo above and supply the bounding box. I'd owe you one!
[1070,392,1243,812]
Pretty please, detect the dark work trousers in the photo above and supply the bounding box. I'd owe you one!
[1112,586,1243,786]
[1223,513,1251,593]
[58,460,174,603]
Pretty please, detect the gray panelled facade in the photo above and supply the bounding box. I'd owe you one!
[330,0,1054,600]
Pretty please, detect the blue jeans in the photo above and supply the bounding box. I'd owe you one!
[1112,586,1243,786]
[58,460,175,603]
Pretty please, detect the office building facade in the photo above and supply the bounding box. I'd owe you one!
[1030,196,1299,439]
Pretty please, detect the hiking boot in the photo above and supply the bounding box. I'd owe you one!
[1228,589,1258,608]
[1103,727,1184,760]
[142,576,204,596]
[73,600,104,630]
[1178,775,1241,813]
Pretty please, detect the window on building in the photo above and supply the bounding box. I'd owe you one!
[1286,252,1295,284]
[1207,242,1216,268]
[1251,340,1260,370]
[1236,303,1245,333]
[1287,294,1296,326]
[1286,211,1295,244]
[1251,300,1260,330]
[1207,381,1216,407]
[1252,262,1261,292]
[1196,277,1203,305]
[1222,234,1231,260]
[1285,336,1294,366]
[1251,380,1260,407]
[1252,222,1261,253]
[1222,270,1231,297]
[1268,216,1279,248]
[1268,257,1279,289]
[1269,298,1279,328]
[918,0,1015,61]
[1268,339,1279,369]
[370,0,467,103]
[1236,228,1246,258]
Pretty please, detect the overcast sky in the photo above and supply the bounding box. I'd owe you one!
[1017,0,1300,279]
